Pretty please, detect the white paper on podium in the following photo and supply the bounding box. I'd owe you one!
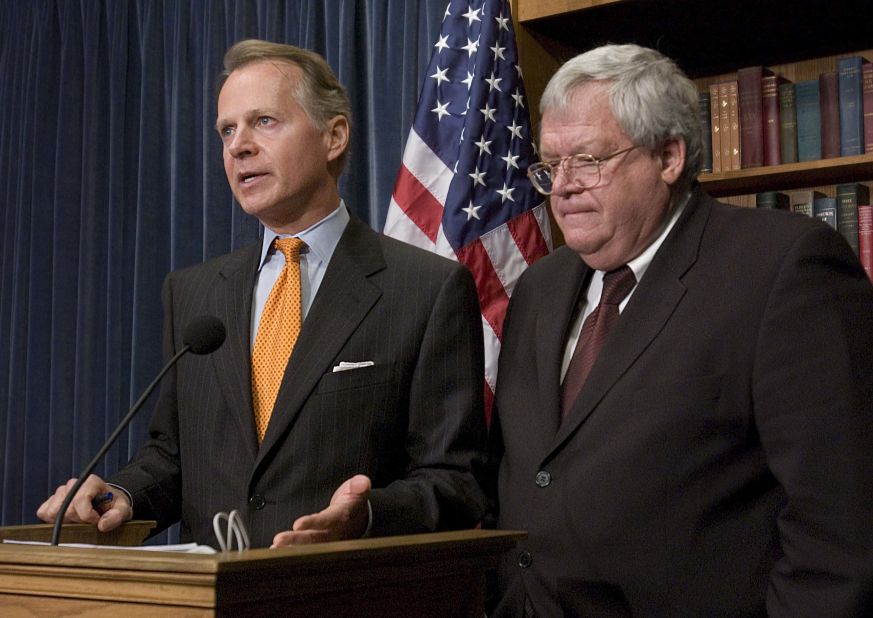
[2,539,217,553]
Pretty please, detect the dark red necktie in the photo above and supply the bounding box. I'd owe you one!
[560,265,636,420]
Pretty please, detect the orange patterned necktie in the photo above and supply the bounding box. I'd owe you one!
[252,237,306,442]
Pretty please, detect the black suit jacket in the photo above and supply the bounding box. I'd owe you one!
[490,188,873,616]
[111,214,488,548]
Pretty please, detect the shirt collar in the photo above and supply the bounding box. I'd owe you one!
[257,201,350,271]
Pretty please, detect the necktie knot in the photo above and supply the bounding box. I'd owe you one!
[600,265,636,306]
[274,237,305,262]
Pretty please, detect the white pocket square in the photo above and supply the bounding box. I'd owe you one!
[332,361,375,373]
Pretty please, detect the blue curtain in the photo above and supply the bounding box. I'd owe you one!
[0,0,446,541]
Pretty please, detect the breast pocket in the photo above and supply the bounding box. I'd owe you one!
[314,362,396,394]
[631,374,723,412]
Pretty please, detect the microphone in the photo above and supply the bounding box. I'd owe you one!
[50,315,226,545]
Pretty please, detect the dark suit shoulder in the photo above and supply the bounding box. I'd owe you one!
[164,243,259,285]
[377,233,469,276]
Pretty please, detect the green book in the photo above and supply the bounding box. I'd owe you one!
[756,191,790,210]
[835,183,870,255]
[778,82,797,164]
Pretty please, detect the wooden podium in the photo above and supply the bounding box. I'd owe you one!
[0,526,523,616]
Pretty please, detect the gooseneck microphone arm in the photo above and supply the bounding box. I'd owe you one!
[51,315,225,546]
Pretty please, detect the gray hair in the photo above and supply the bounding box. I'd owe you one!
[219,39,352,173]
[540,44,702,188]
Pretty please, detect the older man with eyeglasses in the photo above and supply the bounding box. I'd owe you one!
[487,43,873,617]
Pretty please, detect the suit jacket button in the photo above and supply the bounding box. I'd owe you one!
[249,494,266,510]
[517,551,533,568]
[535,470,551,487]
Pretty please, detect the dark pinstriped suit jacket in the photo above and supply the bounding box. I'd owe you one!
[490,188,873,616]
[111,214,488,548]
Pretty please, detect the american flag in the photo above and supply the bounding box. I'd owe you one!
[384,0,552,420]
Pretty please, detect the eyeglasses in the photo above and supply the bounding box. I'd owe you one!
[527,145,638,195]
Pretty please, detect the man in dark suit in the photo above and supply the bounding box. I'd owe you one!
[489,44,873,616]
[38,40,488,548]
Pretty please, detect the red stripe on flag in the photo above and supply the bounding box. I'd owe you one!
[391,165,443,243]
[456,240,510,340]
[508,209,550,265]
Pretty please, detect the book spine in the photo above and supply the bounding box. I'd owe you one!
[819,70,841,159]
[838,56,864,156]
[728,81,741,170]
[863,63,873,153]
[835,183,869,255]
[779,82,798,163]
[738,67,764,168]
[813,197,838,230]
[756,191,789,209]
[709,83,722,173]
[789,190,823,217]
[796,80,822,162]
[719,82,732,171]
[859,204,873,281]
[699,92,713,172]
[762,75,781,166]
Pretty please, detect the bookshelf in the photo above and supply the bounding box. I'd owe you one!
[513,0,873,207]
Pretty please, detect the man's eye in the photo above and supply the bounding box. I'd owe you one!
[220,126,234,138]
[258,117,273,126]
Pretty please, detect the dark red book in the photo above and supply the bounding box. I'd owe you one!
[762,75,784,166]
[860,204,873,282]
[738,66,768,168]
[863,62,873,154]
[819,70,841,159]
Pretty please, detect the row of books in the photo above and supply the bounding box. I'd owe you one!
[755,183,872,280]
[700,56,872,173]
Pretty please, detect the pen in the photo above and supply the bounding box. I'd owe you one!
[91,492,114,510]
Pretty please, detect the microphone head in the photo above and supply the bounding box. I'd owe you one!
[183,315,226,355]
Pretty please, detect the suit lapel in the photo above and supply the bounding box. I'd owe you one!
[255,216,384,463]
[547,189,712,457]
[211,243,262,457]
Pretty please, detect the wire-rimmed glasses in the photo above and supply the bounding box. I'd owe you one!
[527,145,638,195]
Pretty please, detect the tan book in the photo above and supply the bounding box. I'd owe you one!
[728,80,741,170]
[709,83,722,172]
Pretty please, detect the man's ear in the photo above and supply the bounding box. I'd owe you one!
[660,138,686,185]
[324,115,350,164]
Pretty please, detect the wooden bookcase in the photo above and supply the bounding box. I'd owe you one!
[512,0,873,208]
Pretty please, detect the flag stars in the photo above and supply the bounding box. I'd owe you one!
[462,37,480,57]
[507,119,524,140]
[462,70,474,89]
[474,137,492,156]
[462,202,482,221]
[443,4,451,20]
[515,64,523,78]
[501,151,520,170]
[496,182,516,203]
[430,65,450,86]
[490,43,506,61]
[495,14,510,31]
[462,6,482,25]
[469,167,487,187]
[485,71,503,92]
[511,88,525,108]
[434,34,450,53]
[432,100,450,121]
[480,103,496,123]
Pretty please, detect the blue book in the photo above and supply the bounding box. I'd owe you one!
[813,197,837,230]
[795,79,822,161]
[838,56,866,156]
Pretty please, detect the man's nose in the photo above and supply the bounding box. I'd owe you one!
[227,126,255,158]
